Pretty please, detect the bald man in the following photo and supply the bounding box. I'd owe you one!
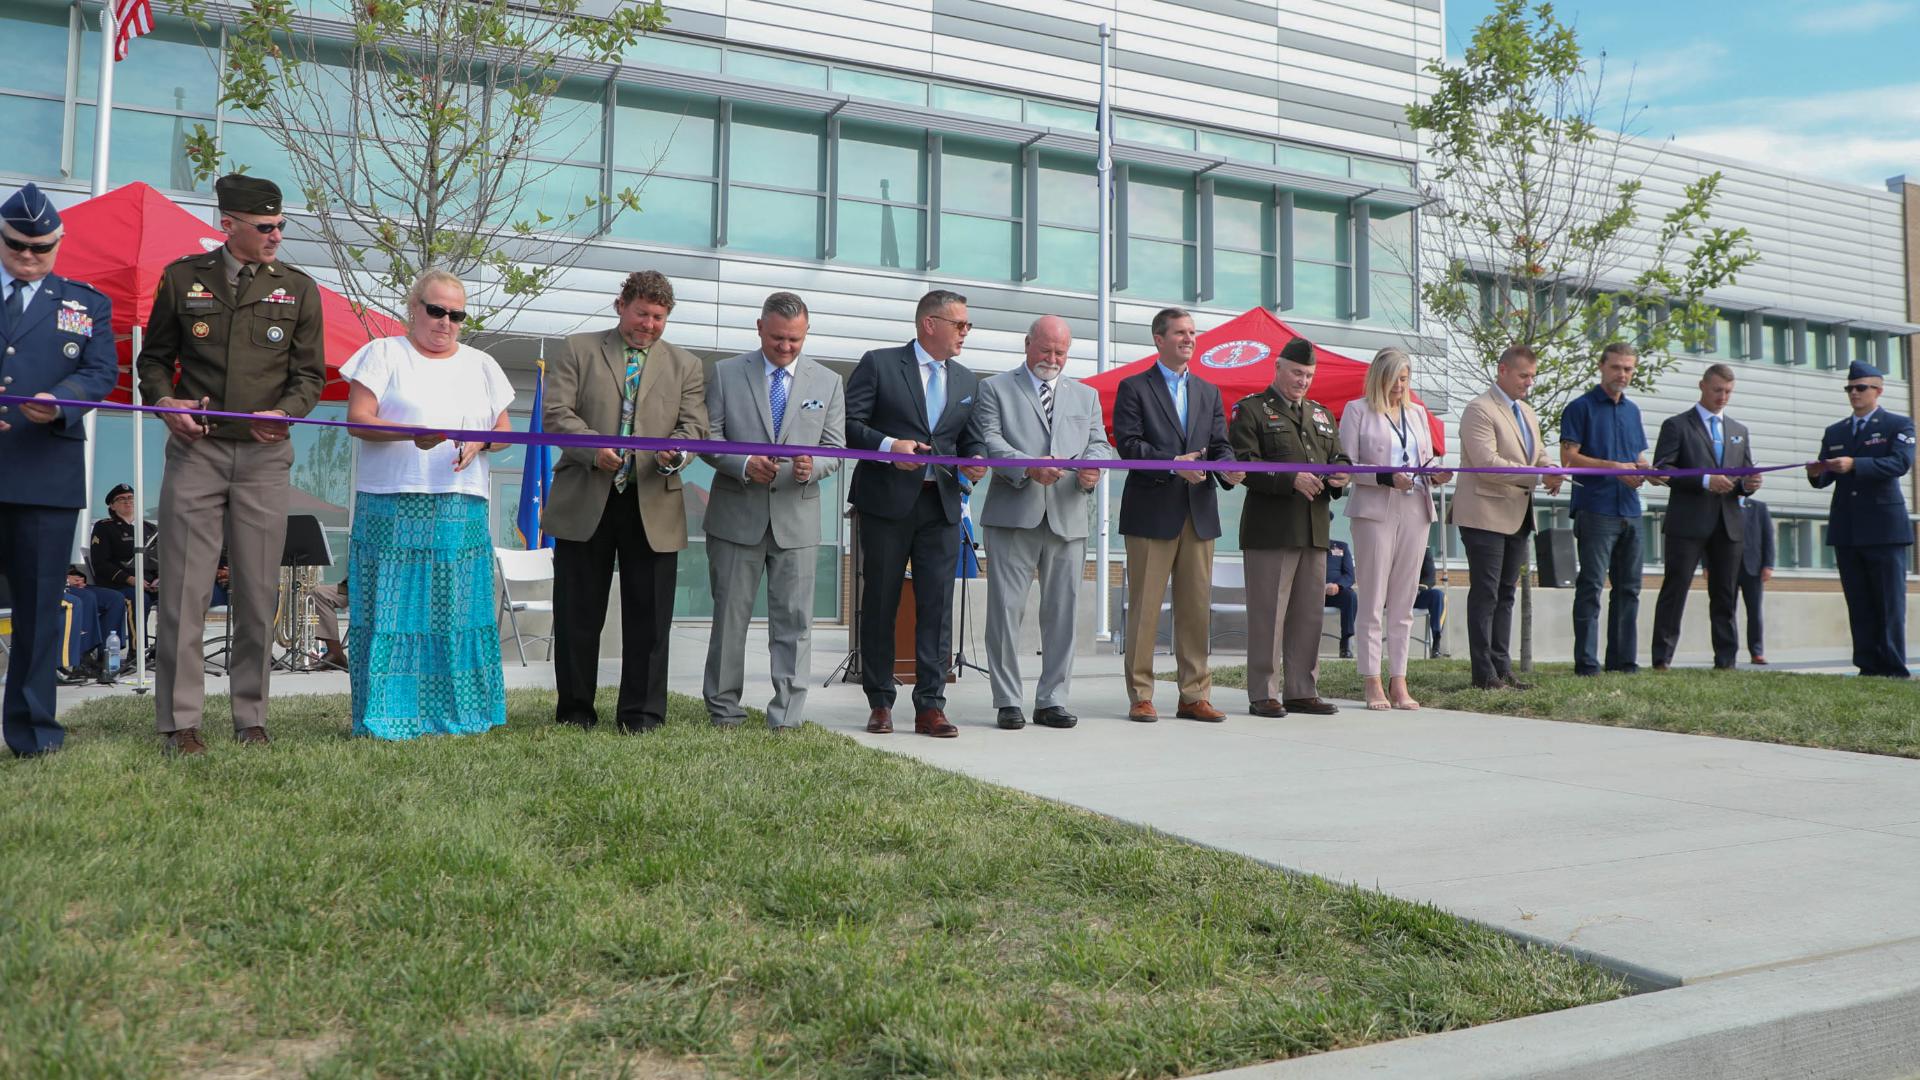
[969,316,1116,729]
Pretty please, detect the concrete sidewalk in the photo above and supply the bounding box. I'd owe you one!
[47,626,1920,1078]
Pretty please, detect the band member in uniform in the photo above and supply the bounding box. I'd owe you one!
[135,174,326,754]
[0,183,117,756]
[90,483,159,610]
[1809,360,1914,678]
[1227,336,1349,718]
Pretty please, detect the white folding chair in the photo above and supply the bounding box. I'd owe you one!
[495,547,555,665]
[1207,558,1249,648]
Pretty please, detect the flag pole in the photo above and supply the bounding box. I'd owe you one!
[1094,22,1115,643]
[80,0,120,563]
[131,325,149,691]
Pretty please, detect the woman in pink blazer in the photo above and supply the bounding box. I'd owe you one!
[1339,349,1451,710]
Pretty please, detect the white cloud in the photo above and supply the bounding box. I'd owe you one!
[1644,83,1920,188]
[1789,0,1916,33]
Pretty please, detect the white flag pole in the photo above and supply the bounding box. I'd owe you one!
[131,325,149,691]
[79,1,119,562]
[1094,22,1115,643]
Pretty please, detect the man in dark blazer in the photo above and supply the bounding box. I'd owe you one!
[1651,364,1760,670]
[1323,541,1356,658]
[0,183,117,757]
[1809,360,1914,678]
[1737,497,1775,664]
[1115,307,1243,722]
[845,289,989,738]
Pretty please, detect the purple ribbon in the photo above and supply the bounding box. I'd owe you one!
[1,395,1810,477]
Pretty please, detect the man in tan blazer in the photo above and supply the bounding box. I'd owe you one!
[1450,344,1562,690]
[543,270,709,733]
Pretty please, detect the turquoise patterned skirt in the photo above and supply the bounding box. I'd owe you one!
[348,492,506,740]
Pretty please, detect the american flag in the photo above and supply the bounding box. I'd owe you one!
[112,0,155,61]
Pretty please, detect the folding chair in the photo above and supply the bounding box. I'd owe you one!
[495,547,555,665]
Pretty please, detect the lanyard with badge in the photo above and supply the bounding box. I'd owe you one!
[1386,405,1421,490]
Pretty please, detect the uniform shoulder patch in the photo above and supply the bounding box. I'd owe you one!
[276,263,314,281]
[59,277,106,298]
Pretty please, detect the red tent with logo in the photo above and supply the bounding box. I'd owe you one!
[1083,307,1445,454]
[52,181,405,402]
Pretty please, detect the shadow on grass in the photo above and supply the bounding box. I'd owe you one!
[0,689,1628,1078]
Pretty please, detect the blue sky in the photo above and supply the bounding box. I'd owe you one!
[1444,0,1920,189]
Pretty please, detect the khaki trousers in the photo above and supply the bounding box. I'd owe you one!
[155,435,292,733]
[1123,520,1213,705]
[1244,546,1324,703]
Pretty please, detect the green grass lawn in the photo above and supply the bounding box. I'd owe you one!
[1,691,1626,1079]
[1192,660,1920,757]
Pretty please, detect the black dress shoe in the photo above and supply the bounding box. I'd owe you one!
[1338,641,1354,659]
[997,707,1027,730]
[1248,699,1285,718]
[1282,697,1340,715]
[1033,707,1077,729]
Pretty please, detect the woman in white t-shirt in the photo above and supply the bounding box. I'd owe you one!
[340,269,515,739]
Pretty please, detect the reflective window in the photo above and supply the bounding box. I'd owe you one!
[730,187,821,259]
[1352,158,1415,185]
[80,13,219,113]
[614,88,718,176]
[1127,239,1193,302]
[1127,169,1193,241]
[836,121,923,270]
[523,79,606,163]
[1124,168,1193,301]
[837,202,923,269]
[609,175,715,248]
[1025,100,1095,131]
[941,138,1019,217]
[624,35,722,73]
[729,105,822,188]
[1291,196,1350,319]
[1036,153,1096,227]
[1367,208,1415,327]
[1213,250,1271,312]
[1293,262,1350,321]
[1199,131,1273,165]
[1036,227,1098,292]
[932,85,1022,122]
[938,215,1019,281]
[726,51,828,89]
[1116,117,1195,151]
[831,68,928,107]
[1293,196,1350,263]
[0,97,67,179]
[1275,145,1349,177]
[2,0,71,97]
[73,106,209,193]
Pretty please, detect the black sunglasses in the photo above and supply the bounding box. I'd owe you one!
[1845,383,1878,393]
[245,221,286,235]
[3,235,58,254]
[421,301,468,324]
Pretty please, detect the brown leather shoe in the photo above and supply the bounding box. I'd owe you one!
[1282,697,1340,715]
[866,708,893,734]
[1249,699,1286,718]
[165,728,208,756]
[1176,700,1226,722]
[914,708,959,738]
[236,726,270,746]
[1128,701,1159,723]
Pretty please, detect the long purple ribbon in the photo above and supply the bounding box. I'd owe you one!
[1,395,1813,477]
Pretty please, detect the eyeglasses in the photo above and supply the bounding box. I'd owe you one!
[229,220,285,235]
[929,314,972,333]
[421,301,468,324]
[1845,383,1878,393]
[3,235,59,254]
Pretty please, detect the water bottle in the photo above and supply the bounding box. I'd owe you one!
[105,631,122,679]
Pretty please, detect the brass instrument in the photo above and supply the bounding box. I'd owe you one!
[274,565,329,671]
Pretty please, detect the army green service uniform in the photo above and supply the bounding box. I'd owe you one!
[1227,386,1351,708]
[133,174,325,742]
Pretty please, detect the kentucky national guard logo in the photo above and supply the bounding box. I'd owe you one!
[266,325,285,343]
[1199,340,1270,369]
[191,321,210,339]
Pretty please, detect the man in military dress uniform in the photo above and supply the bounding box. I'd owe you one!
[135,174,326,754]
[1227,336,1351,717]
[1808,360,1914,678]
[89,482,158,627]
[0,183,118,756]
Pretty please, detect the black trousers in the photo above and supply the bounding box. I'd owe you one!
[1651,525,1741,668]
[0,503,73,756]
[1460,524,1528,688]
[552,488,678,732]
[1324,585,1356,642]
[858,486,959,712]
[1835,543,1910,678]
[1736,572,1765,659]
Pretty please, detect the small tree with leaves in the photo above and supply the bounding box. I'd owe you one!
[1405,0,1759,668]
[175,0,667,332]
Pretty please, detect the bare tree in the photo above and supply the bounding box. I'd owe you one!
[176,0,667,331]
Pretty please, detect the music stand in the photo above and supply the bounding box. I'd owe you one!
[948,504,989,679]
[282,514,333,570]
[824,509,864,685]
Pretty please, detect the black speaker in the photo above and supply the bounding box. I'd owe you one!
[1535,527,1576,587]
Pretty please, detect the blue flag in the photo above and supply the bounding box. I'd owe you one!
[515,359,555,549]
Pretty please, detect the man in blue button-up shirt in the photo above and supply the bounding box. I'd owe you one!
[1559,343,1661,675]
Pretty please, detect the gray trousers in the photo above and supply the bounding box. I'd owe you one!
[703,529,814,728]
[983,524,1085,711]
[1244,546,1325,703]
[154,435,292,733]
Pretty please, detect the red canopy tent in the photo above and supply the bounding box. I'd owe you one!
[53,181,405,402]
[1083,307,1445,455]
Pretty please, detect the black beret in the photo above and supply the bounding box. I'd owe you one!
[105,483,134,506]
[215,173,283,215]
[1279,337,1316,366]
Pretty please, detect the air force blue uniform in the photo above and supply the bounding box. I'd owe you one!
[0,183,118,755]
[1811,368,1915,678]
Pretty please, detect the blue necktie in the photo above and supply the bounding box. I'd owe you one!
[1852,417,1864,439]
[770,366,789,439]
[2,280,23,332]
[1512,401,1532,459]
[1173,375,1188,431]
[1709,415,1723,465]
[924,361,945,480]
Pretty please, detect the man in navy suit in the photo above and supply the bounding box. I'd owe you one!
[1115,307,1243,721]
[1809,360,1914,678]
[1737,497,1774,664]
[1323,541,1356,658]
[845,289,989,737]
[1651,363,1761,670]
[0,183,118,756]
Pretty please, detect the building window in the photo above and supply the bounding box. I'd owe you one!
[1121,166,1194,302]
[726,104,825,259]
[1033,151,1098,292]
[1367,208,1416,328]
[936,136,1022,282]
[1211,180,1273,311]
[611,88,719,249]
[1290,195,1351,320]
[834,120,925,269]
[1766,317,1795,365]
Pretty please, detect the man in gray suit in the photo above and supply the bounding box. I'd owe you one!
[700,292,847,729]
[970,316,1116,729]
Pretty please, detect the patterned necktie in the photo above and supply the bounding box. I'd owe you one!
[770,366,789,439]
[924,360,945,481]
[1038,378,1054,431]
[1512,401,1532,459]
[2,280,22,330]
[612,346,647,493]
[1709,415,1724,465]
